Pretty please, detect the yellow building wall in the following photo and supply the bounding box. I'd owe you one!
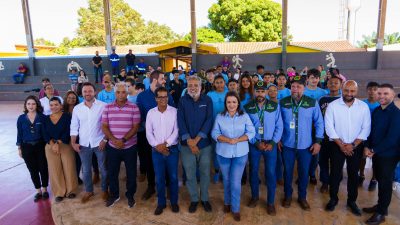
[258,46,321,53]
[0,52,27,57]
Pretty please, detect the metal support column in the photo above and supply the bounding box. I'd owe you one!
[190,0,197,70]
[376,0,387,70]
[281,0,288,70]
[21,0,36,75]
[103,0,113,55]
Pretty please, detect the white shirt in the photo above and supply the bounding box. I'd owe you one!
[325,97,371,144]
[70,99,106,148]
[40,96,63,116]
[145,105,179,147]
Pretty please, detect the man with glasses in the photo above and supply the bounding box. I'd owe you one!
[178,76,214,213]
[136,70,174,200]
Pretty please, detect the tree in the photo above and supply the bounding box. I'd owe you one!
[34,38,55,46]
[75,0,178,46]
[357,32,400,48]
[208,0,282,42]
[183,27,225,43]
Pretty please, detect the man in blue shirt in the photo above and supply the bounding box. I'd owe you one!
[363,84,400,225]
[125,49,136,73]
[136,58,147,75]
[359,81,380,191]
[303,68,328,185]
[109,49,120,81]
[244,81,283,216]
[136,70,174,201]
[279,75,324,211]
[277,73,291,100]
[178,75,214,213]
[97,74,115,104]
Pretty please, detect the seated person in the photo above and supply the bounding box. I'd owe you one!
[13,63,28,84]
[39,78,60,99]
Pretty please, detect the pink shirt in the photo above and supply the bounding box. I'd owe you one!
[145,105,179,148]
[101,101,141,149]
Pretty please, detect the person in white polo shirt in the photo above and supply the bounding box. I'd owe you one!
[324,80,371,216]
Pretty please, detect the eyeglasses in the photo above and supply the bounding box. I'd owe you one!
[156,96,168,99]
[104,81,110,84]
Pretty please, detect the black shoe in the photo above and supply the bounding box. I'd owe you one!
[154,205,166,215]
[78,178,83,185]
[128,198,136,208]
[55,196,64,203]
[105,196,120,207]
[42,192,49,199]
[347,202,362,216]
[309,176,317,185]
[368,180,377,191]
[171,204,179,213]
[201,201,212,212]
[188,201,198,213]
[67,193,76,199]
[325,199,338,212]
[366,213,385,225]
[141,188,155,200]
[363,205,378,214]
[247,197,259,208]
[34,193,42,202]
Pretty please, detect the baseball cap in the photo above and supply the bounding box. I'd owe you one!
[254,81,268,90]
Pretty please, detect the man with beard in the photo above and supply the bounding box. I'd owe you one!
[136,71,175,200]
[363,84,400,225]
[324,80,371,216]
[177,76,214,213]
[70,82,108,204]
[245,81,283,215]
[279,75,324,211]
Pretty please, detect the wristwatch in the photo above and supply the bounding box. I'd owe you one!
[102,139,108,143]
[121,137,127,143]
[166,142,170,148]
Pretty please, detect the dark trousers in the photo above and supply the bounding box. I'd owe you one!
[329,143,362,202]
[21,142,49,189]
[373,155,400,215]
[137,131,155,189]
[106,144,137,199]
[319,140,334,185]
[93,66,103,83]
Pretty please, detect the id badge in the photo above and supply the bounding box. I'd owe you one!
[258,127,264,135]
[290,120,295,129]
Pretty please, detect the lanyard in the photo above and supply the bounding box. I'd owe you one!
[255,102,266,125]
[291,97,304,114]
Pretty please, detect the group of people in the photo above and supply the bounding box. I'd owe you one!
[16,62,400,224]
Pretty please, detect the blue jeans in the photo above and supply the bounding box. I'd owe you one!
[249,144,277,204]
[394,162,400,183]
[276,150,283,181]
[309,153,319,178]
[106,144,137,199]
[126,65,135,73]
[152,146,179,206]
[212,141,220,171]
[282,146,312,199]
[180,145,212,202]
[79,146,107,192]
[13,73,25,83]
[93,66,103,83]
[217,154,247,213]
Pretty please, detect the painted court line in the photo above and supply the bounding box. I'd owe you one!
[0,193,33,221]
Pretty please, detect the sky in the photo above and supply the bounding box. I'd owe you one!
[0,0,399,50]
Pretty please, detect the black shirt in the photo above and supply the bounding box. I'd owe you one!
[319,95,340,141]
[43,113,72,144]
[92,55,102,66]
[125,54,136,66]
[169,79,184,105]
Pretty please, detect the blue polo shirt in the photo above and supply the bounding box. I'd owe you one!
[279,95,324,149]
[207,90,228,119]
[277,88,291,100]
[178,94,213,149]
[304,87,328,100]
[363,99,380,114]
[109,53,120,67]
[97,89,115,104]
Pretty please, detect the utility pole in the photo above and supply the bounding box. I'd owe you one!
[190,0,197,70]
[21,0,36,75]
[281,0,288,70]
[103,0,113,55]
[376,0,387,69]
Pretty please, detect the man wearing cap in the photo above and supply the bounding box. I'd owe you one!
[125,49,136,73]
[245,81,283,215]
[279,75,324,211]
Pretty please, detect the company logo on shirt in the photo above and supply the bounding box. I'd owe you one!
[199,105,207,108]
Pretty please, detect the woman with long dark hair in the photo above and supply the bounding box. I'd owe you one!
[211,91,255,221]
[239,72,254,108]
[63,91,79,114]
[16,95,49,202]
[43,97,78,202]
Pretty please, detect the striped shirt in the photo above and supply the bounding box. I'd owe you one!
[101,101,141,149]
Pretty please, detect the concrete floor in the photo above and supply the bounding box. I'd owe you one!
[1,101,400,225]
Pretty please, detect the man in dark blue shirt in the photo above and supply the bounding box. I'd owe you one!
[177,75,214,213]
[136,70,174,201]
[363,84,400,225]
[125,49,136,73]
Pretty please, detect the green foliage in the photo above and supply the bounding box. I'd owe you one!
[357,32,400,48]
[183,27,225,43]
[208,0,282,42]
[34,38,55,46]
[74,0,178,46]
